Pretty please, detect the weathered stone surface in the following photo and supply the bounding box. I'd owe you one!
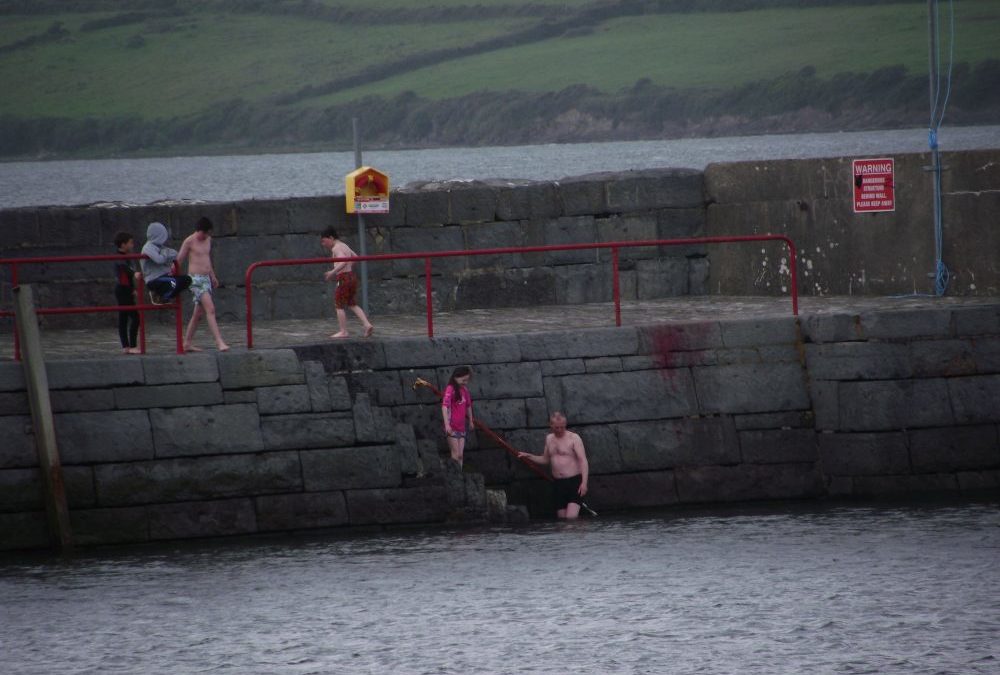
[909,425,1000,473]
[352,394,397,444]
[858,308,954,340]
[0,391,28,415]
[556,174,608,216]
[618,417,739,470]
[837,379,954,431]
[293,342,388,374]
[972,337,1000,373]
[345,486,451,525]
[114,383,224,409]
[693,362,809,414]
[439,362,543,400]
[261,412,355,450]
[49,388,115,412]
[559,369,697,424]
[638,322,724,354]
[394,423,421,475]
[584,357,623,373]
[71,506,149,546]
[0,363,26,392]
[218,350,304,389]
[948,375,1000,424]
[675,462,822,502]
[474,398,527,431]
[817,432,909,476]
[47,358,144,389]
[147,498,257,540]
[0,511,48,551]
[447,183,497,224]
[806,342,913,380]
[541,359,586,376]
[739,428,817,464]
[809,381,839,431]
[56,409,155,464]
[151,404,263,457]
[799,313,865,344]
[909,340,977,377]
[0,415,36,468]
[519,326,639,360]
[720,317,798,347]
[605,169,704,211]
[95,452,301,506]
[255,491,349,531]
[634,258,689,299]
[302,361,332,412]
[224,390,256,404]
[574,423,622,473]
[300,445,402,492]
[589,471,678,509]
[850,473,959,496]
[142,353,220,385]
[390,226,465,276]
[384,335,521,368]
[957,469,1000,491]
[734,410,814,430]
[256,384,312,415]
[954,306,1000,336]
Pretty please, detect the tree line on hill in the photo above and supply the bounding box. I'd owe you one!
[1,60,997,159]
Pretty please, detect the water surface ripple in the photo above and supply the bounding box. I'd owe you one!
[2,501,998,674]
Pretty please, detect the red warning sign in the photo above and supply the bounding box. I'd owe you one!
[853,158,895,213]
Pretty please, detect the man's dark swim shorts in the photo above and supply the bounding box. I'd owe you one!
[553,474,583,509]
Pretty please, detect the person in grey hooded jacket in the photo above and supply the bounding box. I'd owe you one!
[141,222,191,304]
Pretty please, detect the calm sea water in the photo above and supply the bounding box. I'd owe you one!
[2,500,998,675]
[1,126,998,208]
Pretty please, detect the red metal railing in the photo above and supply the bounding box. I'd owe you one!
[0,254,184,361]
[244,235,798,347]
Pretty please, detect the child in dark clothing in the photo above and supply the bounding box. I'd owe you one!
[113,231,141,354]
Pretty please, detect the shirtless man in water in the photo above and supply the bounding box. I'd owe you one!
[177,217,230,353]
[518,412,589,519]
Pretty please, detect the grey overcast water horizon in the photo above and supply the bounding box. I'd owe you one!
[1,125,998,209]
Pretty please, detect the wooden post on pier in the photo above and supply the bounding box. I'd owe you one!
[14,285,73,552]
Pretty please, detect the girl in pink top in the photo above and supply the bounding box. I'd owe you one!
[442,366,474,466]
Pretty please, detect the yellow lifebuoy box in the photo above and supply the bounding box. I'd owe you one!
[345,166,390,214]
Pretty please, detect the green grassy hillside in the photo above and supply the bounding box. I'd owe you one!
[1,0,998,158]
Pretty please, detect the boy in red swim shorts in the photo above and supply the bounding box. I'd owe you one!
[321,227,375,339]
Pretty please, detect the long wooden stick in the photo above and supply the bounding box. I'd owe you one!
[412,378,597,516]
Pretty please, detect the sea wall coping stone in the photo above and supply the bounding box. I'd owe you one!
[46,358,144,390]
[218,350,304,389]
[142,353,220,384]
[383,335,522,368]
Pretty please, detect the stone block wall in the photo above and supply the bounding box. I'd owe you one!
[0,349,483,551]
[705,149,1000,297]
[4,303,997,551]
[0,169,707,328]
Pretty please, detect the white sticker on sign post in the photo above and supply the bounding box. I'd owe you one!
[853,158,895,213]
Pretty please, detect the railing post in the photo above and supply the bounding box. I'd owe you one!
[612,246,621,327]
[137,276,147,354]
[245,264,255,349]
[425,257,434,339]
[12,263,20,361]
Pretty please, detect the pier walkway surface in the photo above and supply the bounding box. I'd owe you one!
[3,294,998,362]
